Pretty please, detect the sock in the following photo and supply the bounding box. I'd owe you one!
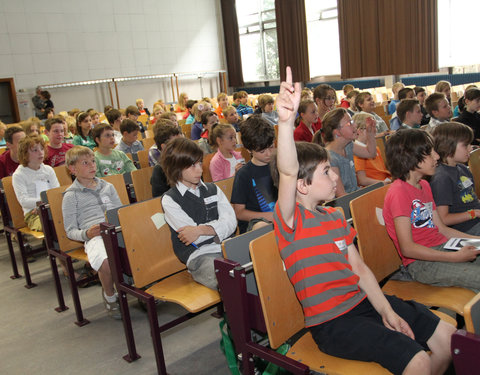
[104,291,117,303]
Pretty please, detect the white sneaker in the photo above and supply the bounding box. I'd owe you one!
[102,289,122,320]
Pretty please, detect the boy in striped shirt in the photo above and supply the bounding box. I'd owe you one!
[273,67,454,375]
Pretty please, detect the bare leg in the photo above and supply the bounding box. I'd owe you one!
[427,320,455,375]
[97,259,115,296]
[402,351,430,375]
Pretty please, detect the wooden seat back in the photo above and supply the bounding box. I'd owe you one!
[137,114,149,127]
[464,292,480,334]
[468,148,480,197]
[100,174,131,205]
[202,153,214,182]
[375,136,387,164]
[131,166,154,202]
[235,146,251,163]
[181,123,192,139]
[53,165,73,186]
[46,185,84,252]
[324,182,383,222]
[117,198,185,288]
[349,184,401,282]
[136,149,150,169]
[141,137,155,150]
[249,230,304,349]
[2,176,27,228]
[214,176,234,201]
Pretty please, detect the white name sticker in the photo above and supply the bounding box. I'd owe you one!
[204,195,218,205]
[151,212,166,230]
[462,178,473,189]
[101,196,111,204]
[99,159,112,164]
[334,239,347,252]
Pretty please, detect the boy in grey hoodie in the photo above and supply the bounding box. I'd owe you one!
[62,146,122,319]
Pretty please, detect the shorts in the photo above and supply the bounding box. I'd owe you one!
[308,295,439,375]
[84,235,108,271]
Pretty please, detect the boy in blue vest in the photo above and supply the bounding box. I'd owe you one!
[273,67,454,375]
[161,138,237,289]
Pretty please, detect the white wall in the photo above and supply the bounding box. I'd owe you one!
[0,0,226,119]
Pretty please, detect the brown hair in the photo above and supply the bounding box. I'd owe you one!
[432,122,474,163]
[91,123,113,146]
[385,129,434,181]
[76,112,92,139]
[209,123,235,147]
[295,100,316,127]
[18,135,46,167]
[424,93,446,116]
[354,92,372,112]
[321,108,348,143]
[397,99,420,123]
[160,137,203,186]
[271,141,329,188]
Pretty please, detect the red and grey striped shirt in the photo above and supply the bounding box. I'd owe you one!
[274,203,366,327]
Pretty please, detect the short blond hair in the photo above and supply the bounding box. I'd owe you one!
[65,146,94,166]
[222,105,237,117]
[392,82,405,94]
[352,112,374,130]
[136,98,144,106]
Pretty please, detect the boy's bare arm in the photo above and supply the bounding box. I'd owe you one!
[436,205,480,226]
[394,216,480,262]
[276,67,301,227]
[433,209,480,240]
[348,244,414,339]
[352,117,376,158]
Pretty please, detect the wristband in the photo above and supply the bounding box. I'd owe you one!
[468,209,476,219]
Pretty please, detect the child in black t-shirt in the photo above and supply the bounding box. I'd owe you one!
[231,115,277,233]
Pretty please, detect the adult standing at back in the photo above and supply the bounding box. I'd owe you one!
[31,87,46,120]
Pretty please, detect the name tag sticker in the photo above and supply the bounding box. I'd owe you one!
[334,239,347,252]
[151,212,166,230]
[101,196,111,204]
[204,195,218,205]
[462,178,473,189]
[100,159,112,164]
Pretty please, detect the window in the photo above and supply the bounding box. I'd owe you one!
[438,0,480,69]
[305,0,341,78]
[236,0,280,82]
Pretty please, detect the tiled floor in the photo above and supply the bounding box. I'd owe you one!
[0,236,229,374]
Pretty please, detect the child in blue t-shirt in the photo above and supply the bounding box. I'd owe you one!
[231,115,277,233]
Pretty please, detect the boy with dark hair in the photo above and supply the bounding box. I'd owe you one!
[425,93,452,130]
[396,99,423,130]
[430,122,480,235]
[275,67,453,375]
[233,91,254,119]
[384,128,480,292]
[390,88,416,130]
[0,126,26,178]
[161,138,236,289]
[148,118,177,166]
[150,124,182,197]
[92,123,136,177]
[105,108,124,145]
[44,117,74,167]
[125,105,146,136]
[231,115,277,233]
[116,119,144,154]
[257,94,279,125]
[414,86,430,125]
[63,146,122,319]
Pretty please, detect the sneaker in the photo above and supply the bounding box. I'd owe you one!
[102,289,122,320]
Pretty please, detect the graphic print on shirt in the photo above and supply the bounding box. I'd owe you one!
[410,199,434,228]
[252,177,275,212]
[458,175,476,204]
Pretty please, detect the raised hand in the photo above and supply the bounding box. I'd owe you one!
[277,66,301,124]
